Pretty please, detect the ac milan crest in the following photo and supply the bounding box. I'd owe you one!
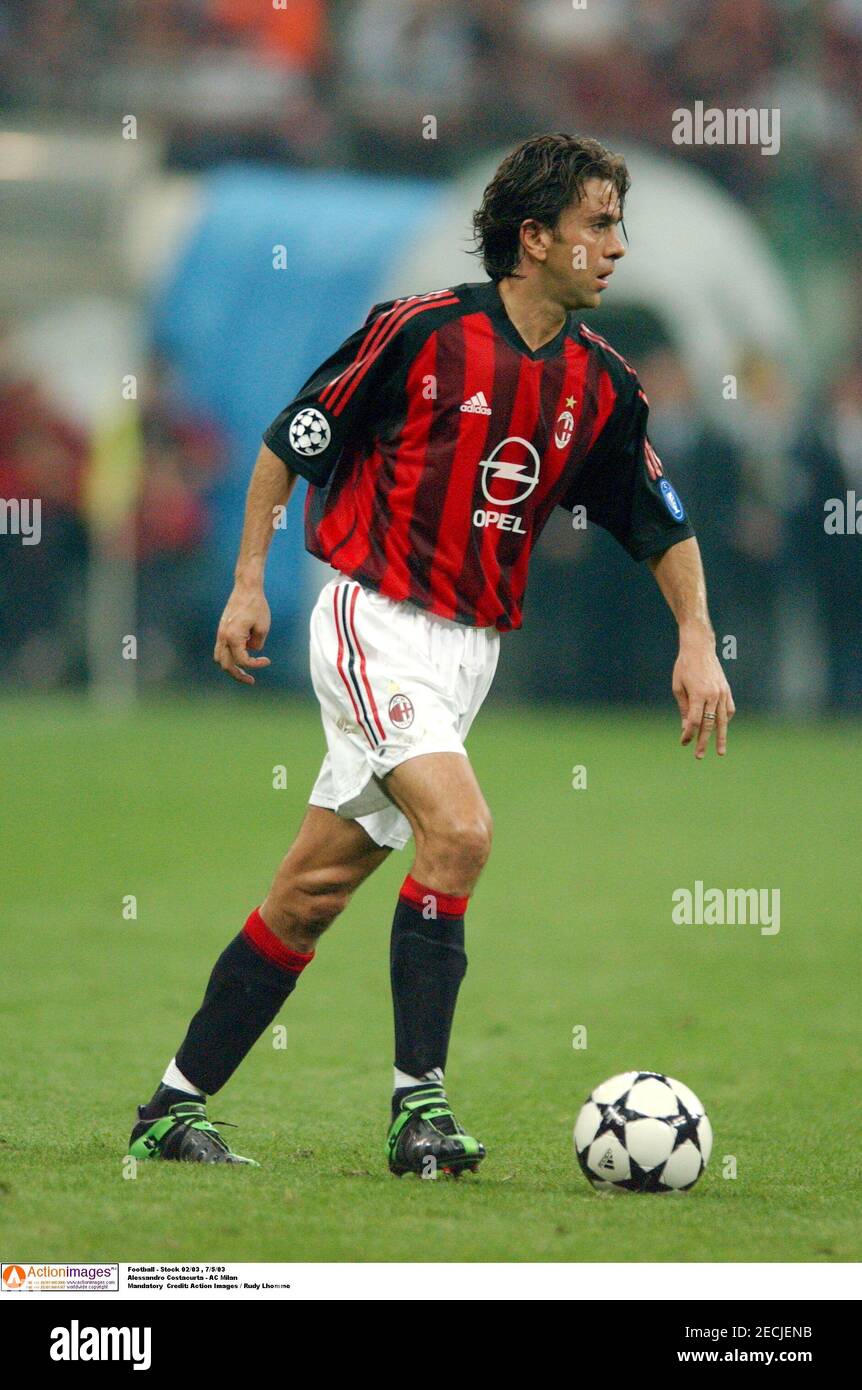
[388,693,414,729]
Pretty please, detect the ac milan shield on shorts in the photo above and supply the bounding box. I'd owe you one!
[307,577,500,849]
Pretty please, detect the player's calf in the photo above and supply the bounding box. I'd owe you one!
[259,805,389,951]
[260,867,354,953]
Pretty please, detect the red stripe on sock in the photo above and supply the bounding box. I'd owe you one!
[243,908,315,973]
[399,874,468,918]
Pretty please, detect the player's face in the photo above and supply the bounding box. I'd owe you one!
[544,179,626,311]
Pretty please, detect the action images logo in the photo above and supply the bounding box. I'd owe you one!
[2,1262,119,1292]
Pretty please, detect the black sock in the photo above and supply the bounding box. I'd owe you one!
[140,1082,205,1120]
[390,874,468,1082]
[171,908,314,1096]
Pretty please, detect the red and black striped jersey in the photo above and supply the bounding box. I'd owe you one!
[263,281,695,632]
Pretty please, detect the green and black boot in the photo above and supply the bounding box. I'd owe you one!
[127,1089,259,1166]
[387,1083,485,1178]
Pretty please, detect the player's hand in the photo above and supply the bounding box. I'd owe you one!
[213,584,272,685]
[672,635,735,759]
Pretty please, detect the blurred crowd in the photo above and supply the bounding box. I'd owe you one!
[0,345,225,686]
[2,1,861,221]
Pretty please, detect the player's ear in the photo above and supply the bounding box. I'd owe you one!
[520,219,550,261]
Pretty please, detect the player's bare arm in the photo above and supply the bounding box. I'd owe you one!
[213,442,298,684]
[648,537,736,759]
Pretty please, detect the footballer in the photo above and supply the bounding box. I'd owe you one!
[128,133,734,1174]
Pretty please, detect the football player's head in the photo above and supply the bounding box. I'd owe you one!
[472,132,629,311]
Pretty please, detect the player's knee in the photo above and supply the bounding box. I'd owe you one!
[466,814,493,870]
[427,814,493,882]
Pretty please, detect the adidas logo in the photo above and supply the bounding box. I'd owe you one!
[460,390,492,415]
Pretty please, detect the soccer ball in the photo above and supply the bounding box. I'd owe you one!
[289,407,331,456]
[574,1071,712,1193]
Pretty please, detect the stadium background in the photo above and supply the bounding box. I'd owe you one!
[1,1,860,1265]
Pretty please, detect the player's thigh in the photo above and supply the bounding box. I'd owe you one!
[270,804,391,898]
[384,752,493,849]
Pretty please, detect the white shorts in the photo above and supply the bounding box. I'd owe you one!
[307,577,500,850]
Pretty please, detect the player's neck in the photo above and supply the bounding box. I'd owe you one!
[495,276,567,353]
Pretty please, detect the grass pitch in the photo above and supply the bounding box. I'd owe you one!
[1,695,859,1262]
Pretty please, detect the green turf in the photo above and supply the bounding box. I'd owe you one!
[1,695,859,1262]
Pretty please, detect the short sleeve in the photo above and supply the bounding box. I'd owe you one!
[559,375,696,560]
[262,299,403,486]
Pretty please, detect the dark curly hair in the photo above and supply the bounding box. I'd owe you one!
[472,133,630,282]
